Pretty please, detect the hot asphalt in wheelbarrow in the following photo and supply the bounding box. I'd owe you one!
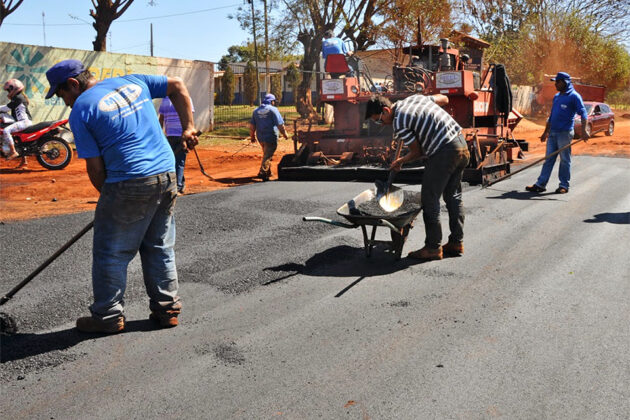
[304,188,422,259]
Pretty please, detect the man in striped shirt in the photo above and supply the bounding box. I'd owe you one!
[365,94,470,261]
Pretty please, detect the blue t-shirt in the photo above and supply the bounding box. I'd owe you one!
[322,37,347,59]
[548,83,588,132]
[250,104,284,143]
[69,74,174,183]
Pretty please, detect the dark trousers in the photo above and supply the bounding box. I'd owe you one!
[421,135,470,249]
[167,136,187,193]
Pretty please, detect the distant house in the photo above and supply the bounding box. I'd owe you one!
[214,61,297,105]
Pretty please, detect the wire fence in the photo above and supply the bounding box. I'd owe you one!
[213,105,302,138]
[213,62,307,137]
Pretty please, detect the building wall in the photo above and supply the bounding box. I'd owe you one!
[0,42,214,130]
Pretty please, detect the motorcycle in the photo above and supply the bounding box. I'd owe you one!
[1,112,74,170]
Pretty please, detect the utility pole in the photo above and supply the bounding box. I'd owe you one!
[42,12,46,46]
[150,23,154,57]
[248,0,260,105]
[263,0,270,97]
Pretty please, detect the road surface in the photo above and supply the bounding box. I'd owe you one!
[1,156,629,419]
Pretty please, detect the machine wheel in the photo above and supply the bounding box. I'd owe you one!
[37,137,73,170]
[605,121,614,136]
[585,123,592,138]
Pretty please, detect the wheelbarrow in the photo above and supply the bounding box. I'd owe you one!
[303,188,422,260]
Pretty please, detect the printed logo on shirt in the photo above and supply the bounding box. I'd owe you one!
[561,104,568,110]
[98,84,143,112]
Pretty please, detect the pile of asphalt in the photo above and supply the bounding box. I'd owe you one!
[355,190,422,218]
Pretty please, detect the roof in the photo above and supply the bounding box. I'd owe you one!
[449,30,491,49]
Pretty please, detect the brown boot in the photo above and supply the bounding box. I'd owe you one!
[76,315,125,334]
[408,246,443,261]
[149,308,181,328]
[443,241,464,257]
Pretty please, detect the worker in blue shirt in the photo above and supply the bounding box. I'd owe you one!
[249,93,289,181]
[526,72,588,194]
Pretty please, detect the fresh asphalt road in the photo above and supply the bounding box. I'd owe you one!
[1,156,629,419]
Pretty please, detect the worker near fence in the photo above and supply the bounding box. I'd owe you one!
[249,93,288,181]
[45,59,198,334]
[526,72,588,194]
[159,96,195,195]
[365,94,470,261]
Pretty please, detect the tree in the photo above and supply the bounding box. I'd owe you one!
[285,62,301,104]
[221,65,235,106]
[243,61,258,105]
[0,0,24,29]
[277,0,390,118]
[270,74,283,104]
[218,42,298,71]
[378,0,452,64]
[90,0,135,51]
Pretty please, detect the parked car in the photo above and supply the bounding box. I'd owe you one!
[574,101,615,138]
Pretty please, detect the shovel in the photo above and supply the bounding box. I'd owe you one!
[375,138,405,212]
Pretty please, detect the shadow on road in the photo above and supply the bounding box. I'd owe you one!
[1,319,160,363]
[212,176,261,185]
[485,189,561,201]
[584,212,630,224]
[263,245,440,297]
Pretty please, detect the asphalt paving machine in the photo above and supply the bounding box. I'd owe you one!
[278,34,528,185]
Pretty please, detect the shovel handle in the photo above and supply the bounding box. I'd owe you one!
[1,221,94,306]
[385,138,405,191]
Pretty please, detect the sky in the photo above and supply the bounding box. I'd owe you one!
[0,0,253,63]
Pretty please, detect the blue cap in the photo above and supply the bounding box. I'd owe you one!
[262,93,276,104]
[45,59,87,99]
[551,72,571,82]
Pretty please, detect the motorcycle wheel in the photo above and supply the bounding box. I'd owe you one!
[37,137,73,170]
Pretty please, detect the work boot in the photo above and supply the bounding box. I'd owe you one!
[149,307,181,328]
[76,315,125,334]
[525,184,546,193]
[408,246,443,261]
[443,241,464,257]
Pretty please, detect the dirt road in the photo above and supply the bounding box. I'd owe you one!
[1,115,629,222]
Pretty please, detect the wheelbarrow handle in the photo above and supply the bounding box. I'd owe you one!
[376,218,398,232]
[302,216,357,229]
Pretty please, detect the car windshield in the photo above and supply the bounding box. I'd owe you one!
[584,104,593,114]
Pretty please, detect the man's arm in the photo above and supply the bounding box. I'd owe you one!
[431,94,449,107]
[540,119,551,142]
[390,140,422,172]
[277,124,289,139]
[576,98,589,140]
[166,77,198,150]
[249,123,257,143]
[85,156,106,192]
[580,117,588,140]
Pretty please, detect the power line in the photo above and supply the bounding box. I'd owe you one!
[4,4,240,26]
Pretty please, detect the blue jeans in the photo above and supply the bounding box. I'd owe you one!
[167,136,186,192]
[91,171,180,321]
[535,130,573,190]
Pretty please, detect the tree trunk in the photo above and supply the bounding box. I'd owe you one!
[92,19,110,51]
[90,1,135,52]
[296,29,321,120]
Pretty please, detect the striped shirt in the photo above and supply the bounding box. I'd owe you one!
[393,94,461,156]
